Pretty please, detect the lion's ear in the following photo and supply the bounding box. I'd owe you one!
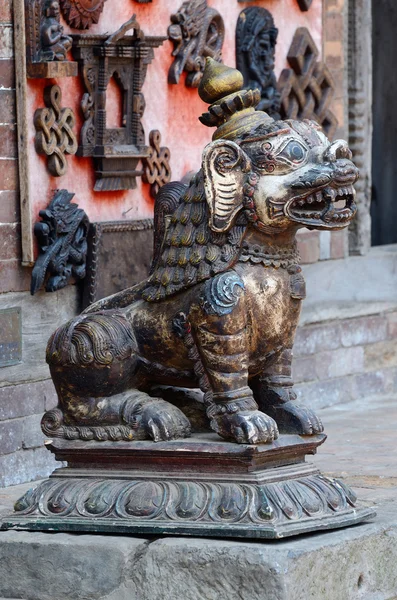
[202,140,252,233]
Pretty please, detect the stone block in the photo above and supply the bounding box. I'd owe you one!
[0,25,13,59]
[0,418,23,455]
[294,376,354,410]
[0,124,17,158]
[0,380,53,421]
[315,347,364,379]
[0,59,15,89]
[319,230,331,260]
[0,3,12,24]
[0,90,15,124]
[340,315,388,347]
[0,531,148,600]
[0,191,19,223]
[292,356,316,383]
[0,159,17,191]
[0,223,20,260]
[0,260,30,294]
[297,230,320,264]
[387,311,397,338]
[0,446,57,487]
[294,322,341,356]
[330,230,347,259]
[22,414,46,449]
[365,340,397,370]
[351,370,388,398]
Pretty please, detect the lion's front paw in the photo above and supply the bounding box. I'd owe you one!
[211,410,279,444]
[123,395,191,441]
[267,401,324,435]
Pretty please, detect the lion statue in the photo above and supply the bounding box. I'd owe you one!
[42,59,358,446]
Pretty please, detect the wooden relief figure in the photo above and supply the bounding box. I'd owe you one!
[168,0,225,87]
[72,16,165,191]
[60,0,107,30]
[142,130,172,199]
[6,59,374,540]
[25,0,78,78]
[236,7,280,118]
[278,27,338,138]
[31,189,89,294]
[34,84,78,176]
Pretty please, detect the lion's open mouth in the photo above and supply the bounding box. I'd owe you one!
[286,185,356,227]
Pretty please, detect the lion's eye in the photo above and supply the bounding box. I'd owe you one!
[278,141,307,164]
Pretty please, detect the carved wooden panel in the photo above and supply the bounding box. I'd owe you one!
[34,84,78,176]
[25,0,78,78]
[236,7,280,118]
[168,0,225,87]
[31,189,89,294]
[278,27,338,138]
[83,219,154,308]
[60,0,107,29]
[72,16,165,191]
[142,130,172,199]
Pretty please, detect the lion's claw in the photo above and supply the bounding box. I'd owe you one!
[265,401,324,435]
[211,410,279,444]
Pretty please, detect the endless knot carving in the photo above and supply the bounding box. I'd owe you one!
[143,131,172,199]
[60,0,107,29]
[34,85,78,176]
[30,189,89,294]
[168,0,225,87]
[278,27,338,138]
[236,7,280,118]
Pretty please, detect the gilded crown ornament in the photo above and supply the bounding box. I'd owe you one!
[1,59,375,540]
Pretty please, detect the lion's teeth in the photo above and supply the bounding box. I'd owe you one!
[307,195,314,204]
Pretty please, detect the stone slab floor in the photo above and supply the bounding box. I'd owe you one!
[0,394,396,600]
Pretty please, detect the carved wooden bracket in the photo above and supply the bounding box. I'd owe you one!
[31,189,89,294]
[296,0,313,11]
[34,84,78,176]
[60,0,107,30]
[278,27,338,138]
[236,7,280,118]
[25,0,78,78]
[72,16,166,191]
[168,0,225,88]
[142,130,172,199]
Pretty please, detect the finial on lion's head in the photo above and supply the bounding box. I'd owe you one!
[198,58,273,141]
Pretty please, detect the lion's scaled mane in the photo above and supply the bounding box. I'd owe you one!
[143,170,248,302]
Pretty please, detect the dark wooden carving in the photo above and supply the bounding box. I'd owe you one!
[72,16,165,191]
[25,0,78,78]
[82,219,154,309]
[168,0,225,87]
[30,189,89,295]
[142,130,172,199]
[3,59,373,541]
[60,0,106,29]
[236,7,280,118]
[278,27,338,138]
[297,0,313,11]
[34,84,78,176]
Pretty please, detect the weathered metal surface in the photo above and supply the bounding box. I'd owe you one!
[168,0,225,88]
[71,16,165,191]
[236,7,280,118]
[0,308,22,367]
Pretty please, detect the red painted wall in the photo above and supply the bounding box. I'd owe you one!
[27,0,322,229]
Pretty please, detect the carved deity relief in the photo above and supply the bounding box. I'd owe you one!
[236,7,281,118]
[30,189,89,294]
[72,16,165,191]
[25,0,77,77]
[59,0,107,30]
[34,84,78,176]
[168,0,225,87]
[278,27,338,138]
